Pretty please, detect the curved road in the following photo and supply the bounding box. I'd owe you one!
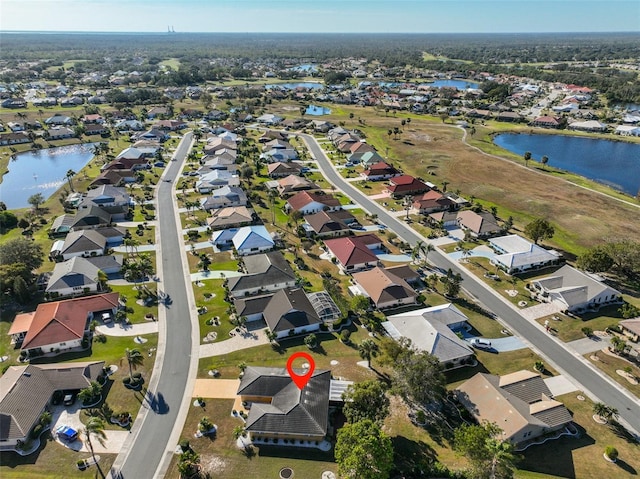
[300,133,640,435]
[110,132,197,479]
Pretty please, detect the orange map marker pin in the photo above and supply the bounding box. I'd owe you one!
[286,351,315,390]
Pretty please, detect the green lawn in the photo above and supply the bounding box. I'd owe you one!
[108,284,159,325]
[585,351,640,398]
[192,279,235,343]
[534,305,626,342]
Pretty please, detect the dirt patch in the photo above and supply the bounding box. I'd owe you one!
[200,454,227,475]
[616,369,639,385]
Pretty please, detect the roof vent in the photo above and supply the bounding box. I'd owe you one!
[23,373,31,377]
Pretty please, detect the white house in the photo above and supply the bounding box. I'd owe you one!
[615,125,640,136]
[232,226,275,256]
[489,234,561,274]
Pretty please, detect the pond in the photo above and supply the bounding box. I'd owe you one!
[1,143,96,209]
[493,133,640,196]
[305,105,331,116]
[265,82,323,90]
[430,79,480,90]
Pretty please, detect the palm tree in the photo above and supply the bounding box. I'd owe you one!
[541,155,549,170]
[95,269,109,291]
[82,417,107,479]
[358,339,379,369]
[593,402,618,422]
[523,151,532,167]
[78,380,103,405]
[65,169,76,192]
[486,438,517,479]
[124,348,144,382]
[232,425,246,440]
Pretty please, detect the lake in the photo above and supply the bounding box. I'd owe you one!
[0,143,96,209]
[430,79,480,90]
[493,133,640,196]
[265,82,323,90]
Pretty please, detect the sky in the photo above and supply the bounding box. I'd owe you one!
[1,0,638,34]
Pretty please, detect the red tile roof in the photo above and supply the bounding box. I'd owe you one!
[21,293,120,350]
[286,191,341,212]
[324,234,381,267]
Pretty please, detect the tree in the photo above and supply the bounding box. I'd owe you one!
[304,333,318,349]
[124,348,144,382]
[577,246,614,273]
[335,419,393,479]
[593,402,619,422]
[350,295,371,316]
[342,380,390,424]
[82,417,107,479]
[358,339,379,369]
[232,425,246,440]
[524,218,555,245]
[78,381,102,405]
[96,269,109,291]
[65,169,76,192]
[540,155,549,170]
[454,422,517,479]
[604,446,619,462]
[392,342,446,409]
[441,270,463,299]
[523,151,532,167]
[619,303,640,319]
[13,276,30,303]
[0,238,44,271]
[177,449,201,478]
[0,211,18,231]
[27,193,45,212]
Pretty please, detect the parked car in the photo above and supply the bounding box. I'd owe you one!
[55,425,78,442]
[470,338,492,349]
[101,312,112,323]
[63,393,76,406]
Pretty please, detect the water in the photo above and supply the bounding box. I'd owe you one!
[493,133,640,196]
[305,105,331,116]
[429,79,480,90]
[264,82,323,90]
[1,143,96,209]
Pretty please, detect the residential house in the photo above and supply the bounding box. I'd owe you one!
[262,288,323,339]
[232,226,275,256]
[277,175,319,196]
[456,370,573,448]
[530,265,622,313]
[0,361,105,450]
[429,210,460,228]
[206,206,255,231]
[619,318,640,343]
[456,210,501,238]
[44,115,73,126]
[256,113,284,125]
[261,148,299,163]
[45,255,122,299]
[1,98,27,109]
[155,119,186,131]
[8,293,120,356]
[50,206,112,235]
[234,294,274,322]
[267,162,302,178]
[228,251,296,298]
[200,186,248,211]
[0,132,30,145]
[132,128,168,142]
[615,125,640,136]
[323,234,382,272]
[387,175,429,197]
[489,235,561,274]
[303,210,353,238]
[286,191,341,215]
[90,168,135,187]
[495,111,523,122]
[348,150,385,167]
[84,124,109,136]
[51,229,107,261]
[195,170,240,193]
[79,185,131,220]
[530,116,561,129]
[567,120,608,132]
[352,266,417,309]
[47,127,75,140]
[412,190,456,214]
[258,130,288,143]
[382,303,474,368]
[361,161,402,181]
[237,366,330,442]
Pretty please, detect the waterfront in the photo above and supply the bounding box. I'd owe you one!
[0,143,96,209]
[493,133,640,196]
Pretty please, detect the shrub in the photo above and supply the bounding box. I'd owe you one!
[122,377,131,385]
[133,372,142,379]
[30,424,43,439]
[179,439,190,452]
[340,330,351,343]
[581,327,593,337]
[605,446,618,461]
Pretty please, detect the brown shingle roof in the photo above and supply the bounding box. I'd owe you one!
[352,267,417,306]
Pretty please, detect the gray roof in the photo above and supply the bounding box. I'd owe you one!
[238,367,330,437]
[533,265,620,308]
[46,257,101,292]
[60,229,107,255]
[234,294,274,317]
[84,185,129,204]
[0,361,104,441]
[262,288,321,333]
[228,251,295,293]
[383,304,473,363]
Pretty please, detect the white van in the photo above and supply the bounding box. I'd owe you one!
[470,338,492,349]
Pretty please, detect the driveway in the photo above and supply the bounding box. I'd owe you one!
[544,375,579,397]
[51,404,129,454]
[199,326,269,358]
[192,379,240,399]
[96,321,158,337]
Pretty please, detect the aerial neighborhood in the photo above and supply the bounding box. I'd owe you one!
[0,31,639,479]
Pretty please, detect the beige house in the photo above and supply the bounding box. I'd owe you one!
[456,370,573,448]
[352,266,417,309]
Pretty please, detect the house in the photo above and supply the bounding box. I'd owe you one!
[567,120,608,132]
[44,114,73,126]
[116,146,158,161]
[412,190,455,214]
[456,210,501,238]
[262,288,323,339]
[237,366,330,442]
[200,186,248,211]
[51,206,112,235]
[261,148,299,163]
[382,303,474,368]
[286,191,341,215]
[489,235,561,274]
[267,162,302,178]
[8,293,120,356]
[323,234,382,272]
[352,266,417,309]
[531,116,561,129]
[206,206,255,231]
[232,226,275,256]
[155,119,187,131]
[45,255,122,299]
[0,132,30,145]
[615,125,640,136]
[348,150,385,167]
[456,370,573,448]
[90,168,135,187]
[429,210,459,227]
[256,113,284,125]
[51,229,107,260]
[259,130,288,143]
[530,265,622,313]
[82,114,104,124]
[1,98,27,109]
[47,127,75,140]
[79,185,131,220]
[84,124,109,136]
[387,175,429,197]
[146,106,169,119]
[303,210,353,238]
[195,170,240,193]
[361,161,402,181]
[204,137,237,156]
[114,119,144,131]
[132,128,168,142]
[0,361,105,450]
[495,111,523,122]
[228,251,296,298]
[619,318,640,342]
[277,175,319,196]
[234,294,274,322]
[263,138,294,151]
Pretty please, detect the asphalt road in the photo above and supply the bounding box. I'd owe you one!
[300,133,640,435]
[112,132,195,479]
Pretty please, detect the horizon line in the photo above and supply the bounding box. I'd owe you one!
[1,30,638,35]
